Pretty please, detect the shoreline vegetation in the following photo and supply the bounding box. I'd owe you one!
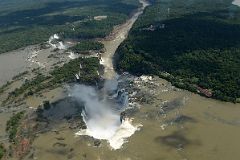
[115,0,240,103]
[0,144,5,160]
[0,0,140,54]
[0,0,141,105]
[0,0,240,159]
[4,57,100,105]
[0,1,142,159]
[6,111,25,143]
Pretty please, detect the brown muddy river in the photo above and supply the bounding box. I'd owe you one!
[24,78,240,160]
[24,0,240,159]
[2,0,240,160]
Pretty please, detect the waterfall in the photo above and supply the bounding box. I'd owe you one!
[71,77,141,150]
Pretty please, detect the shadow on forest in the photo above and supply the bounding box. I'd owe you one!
[0,1,89,27]
[0,0,138,28]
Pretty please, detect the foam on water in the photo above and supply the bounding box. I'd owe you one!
[72,0,150,150]
[76,117,142,150]
[58,42,66,50]
[71,84,142,150]
[48,34,66,50]
[27,50,45,68]
[108,118,142,149]
[68,52,78,59]
[48,34,59,43]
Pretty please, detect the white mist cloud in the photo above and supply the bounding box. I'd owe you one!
[71,83,141,150]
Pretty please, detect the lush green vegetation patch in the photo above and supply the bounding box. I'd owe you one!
[0,144,5,160]
[69,41,104,53]
[7,57,100,100]
[50,57,100,84]
[6,111,25,143]
[0,0,140,54]
[116,0,240,102]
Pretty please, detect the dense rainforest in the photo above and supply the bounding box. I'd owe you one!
[68,40,104,53]
[0,0,140,53]
[115,0,240,102]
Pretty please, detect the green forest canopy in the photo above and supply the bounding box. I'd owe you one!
[115,0,240,102]
[0,0,140,53]
[69,40,104,53]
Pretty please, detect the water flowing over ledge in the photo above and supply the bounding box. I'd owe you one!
[73,0,149,150]
[76,118,142,150]
[71,81,142,150]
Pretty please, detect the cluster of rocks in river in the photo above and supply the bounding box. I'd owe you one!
[116,73,175,116]
[117,73,194,130]
[1,70,193,159]
[118,74,156,102]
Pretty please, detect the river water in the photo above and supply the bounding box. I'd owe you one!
[0,35,72,87]
[22,0,240,159]
[27,77,240,160]
[72,0,150,150]
[101,0,149,79]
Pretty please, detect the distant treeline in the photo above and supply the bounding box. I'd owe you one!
[0,0,140,54]
[115,0,240,102]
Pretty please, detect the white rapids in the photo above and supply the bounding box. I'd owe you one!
[68,51,78,59]
[76,118,142,150]
[74,0,149,150]
[48,34,67,50]
[72,84,142,150]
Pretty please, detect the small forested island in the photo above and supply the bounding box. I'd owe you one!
[116,0,240,102]
[68,40,104,53]
[1,0,240,160]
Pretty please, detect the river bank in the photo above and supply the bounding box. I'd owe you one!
[0,37,73,150]
[101,0,150,79]
[25,0,240,159]
[0,39,76,87]
[24,74,240,160]
[0,1,149,158]
[1,0,240,159]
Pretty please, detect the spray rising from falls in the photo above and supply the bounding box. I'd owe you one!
[48,34,67,50]
[71,79,142,150]
[70,0,149,149]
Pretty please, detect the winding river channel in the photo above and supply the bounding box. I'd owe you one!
[7,0,240,159]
